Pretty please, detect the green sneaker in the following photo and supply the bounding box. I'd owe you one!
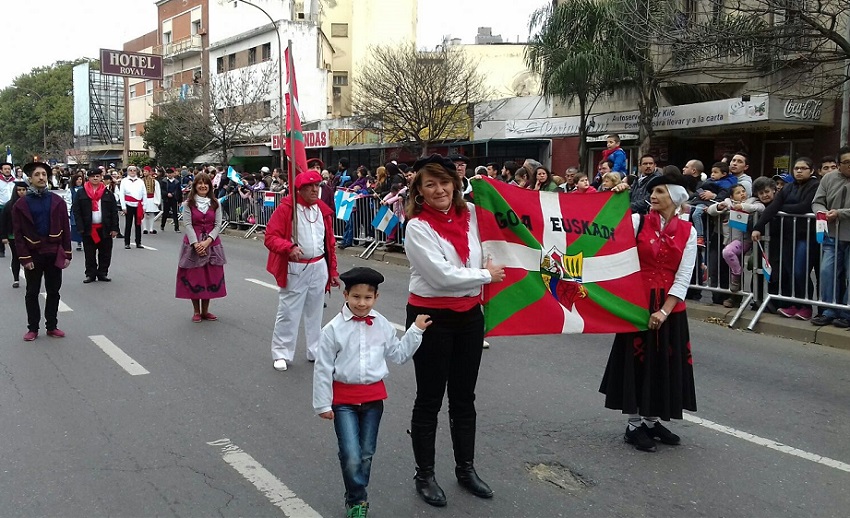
[345,502,369,518]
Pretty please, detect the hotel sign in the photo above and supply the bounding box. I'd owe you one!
[100,49,163,80]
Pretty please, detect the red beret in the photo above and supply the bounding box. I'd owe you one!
[294,170,322,189]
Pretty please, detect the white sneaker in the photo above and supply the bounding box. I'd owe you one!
[273,359,288,371]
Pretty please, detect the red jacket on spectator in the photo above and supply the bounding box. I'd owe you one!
[265,195,338,290]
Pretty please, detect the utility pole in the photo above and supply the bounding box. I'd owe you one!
[842,16,850,147]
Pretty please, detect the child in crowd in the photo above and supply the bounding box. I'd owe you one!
[688,161,738,247]
[602,133,628,176]
[598,172,621,192]
[313,267,432,518]
[772,173,792,192]
[572,172,598,194]
[708,178,774,306]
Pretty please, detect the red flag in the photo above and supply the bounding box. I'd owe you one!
[284,47,308,182]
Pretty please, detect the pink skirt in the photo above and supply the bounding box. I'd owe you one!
[175,265,227,299]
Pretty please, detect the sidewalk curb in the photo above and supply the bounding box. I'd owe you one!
[231,233,849,351]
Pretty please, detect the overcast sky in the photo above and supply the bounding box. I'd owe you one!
[1,0,547,89]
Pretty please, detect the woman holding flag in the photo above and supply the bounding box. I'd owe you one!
[404,154,506,507]
[175,173,227,323]
[600,169,698,452]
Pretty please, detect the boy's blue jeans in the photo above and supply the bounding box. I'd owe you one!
[691,204,707,237]
[333,401,384,506]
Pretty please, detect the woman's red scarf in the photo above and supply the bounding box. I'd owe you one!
[417,203,470,264]
[84,182,106,211]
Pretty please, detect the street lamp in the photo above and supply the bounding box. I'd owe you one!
[232,0,286,176]
[12,86,48,160]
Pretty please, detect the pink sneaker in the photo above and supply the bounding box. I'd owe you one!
[192,314,202,323]
[46,329,66,338]
[794,308,812,321]
[778,307,798,318]
[23,331,38,341]
[202,312,218,321]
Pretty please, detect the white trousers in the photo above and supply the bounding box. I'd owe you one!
[271,260,328,362]
[143,213,158,232]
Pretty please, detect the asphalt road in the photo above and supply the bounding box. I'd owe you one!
[1,227,849,518]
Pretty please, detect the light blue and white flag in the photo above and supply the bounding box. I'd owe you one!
[757,240,772,282]
[728,209,749,233]
[5,145,12,165]
[371,205,399,234]
[335,189,358,221]
[227,166,243,185]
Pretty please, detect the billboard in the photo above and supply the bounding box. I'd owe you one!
[100,49,163,80]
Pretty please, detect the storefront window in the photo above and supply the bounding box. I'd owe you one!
[762,139,813,177]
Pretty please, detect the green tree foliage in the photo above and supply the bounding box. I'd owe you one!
[0,60,81,163]
[527,0,632,170]
[142,99,210,167]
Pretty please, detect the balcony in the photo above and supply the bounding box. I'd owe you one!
[153,83,205,105]
[154,34,203,59]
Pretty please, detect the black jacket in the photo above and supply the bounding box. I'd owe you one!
[71,186,120,235]
[160,177,184,203]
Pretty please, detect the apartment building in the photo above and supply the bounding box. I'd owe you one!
[123,30,158,162]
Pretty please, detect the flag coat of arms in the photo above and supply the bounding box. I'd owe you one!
[371,205,399,234]
[335,190,358,221]
[472,179,649,336]
[728,209,749,232]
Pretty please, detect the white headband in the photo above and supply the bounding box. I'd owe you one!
[666,184,689,207]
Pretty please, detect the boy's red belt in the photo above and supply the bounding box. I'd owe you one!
[91,223,103,244]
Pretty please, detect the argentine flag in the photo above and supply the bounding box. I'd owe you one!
[227,166,243,185]
[335,190,358,221]
[728,209,749,233]
[371,205,399,234]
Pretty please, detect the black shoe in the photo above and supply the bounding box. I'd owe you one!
[811,315,834,326]
[833,318,850,329]
[160,227,165,232]
[97,276,112,282]
[83,276,96,284]
[624,425,657,452]
[143,230,148,234]
[338,244,350,249]
[136,244,143,249]
[175,228,180,232]
[456,463,494,498]
[644,422,680,445]
[414,469,447,507]
[151,230,157,234]
[117,234,124,239]
[125,245,131,249]
[75,246,82,251]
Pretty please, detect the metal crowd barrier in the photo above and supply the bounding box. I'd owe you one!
[690,208,847,330]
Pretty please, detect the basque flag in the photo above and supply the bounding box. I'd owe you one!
[335,190,358,221]
[371,205,399,234]
[728,210,749,233]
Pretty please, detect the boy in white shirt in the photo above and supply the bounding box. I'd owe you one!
[313,267,431,518]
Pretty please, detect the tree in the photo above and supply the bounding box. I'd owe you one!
[527,0,632,171]
[351,43,490,156]
[0,60,80,163]
[143,99,209,167]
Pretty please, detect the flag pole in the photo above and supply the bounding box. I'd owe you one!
[286,40,298,245]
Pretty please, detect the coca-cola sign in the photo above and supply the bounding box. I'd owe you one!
[783,99,823,121]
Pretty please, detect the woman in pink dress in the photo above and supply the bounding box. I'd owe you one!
[175,173,227,322]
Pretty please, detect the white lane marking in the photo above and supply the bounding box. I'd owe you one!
[208,438,322,517]
[88,335,150,376]
[247,279,493,346]
[684,413,850,474]
[41,293,73,312]
[141,245,157,250]
[246,278,280,290]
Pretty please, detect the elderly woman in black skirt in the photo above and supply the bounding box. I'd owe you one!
[404,154,506,506]
[601,169,698,452]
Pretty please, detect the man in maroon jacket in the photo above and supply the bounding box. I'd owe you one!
[265,170,340,371]
[12,162,72,341]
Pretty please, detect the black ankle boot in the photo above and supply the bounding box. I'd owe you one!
[414,468,447,506]
[450,417,494,498]
[455,462,493,498]
[410,422,447,507]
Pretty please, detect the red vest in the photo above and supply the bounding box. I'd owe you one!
[636,212,691,314]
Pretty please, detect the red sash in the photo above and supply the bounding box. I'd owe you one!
[125,195,144,224]
[295,254,324,264]
[408,293,480,312]
[91,223,103,244]
[332,380,387,405]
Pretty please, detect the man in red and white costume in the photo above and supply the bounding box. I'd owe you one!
[140,166,162,235]
[265,170,340,371]
[119,165,146,249]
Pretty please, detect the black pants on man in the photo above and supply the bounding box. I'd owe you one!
[124,208,142,247]
[161,197,180,231]
[83,227,113,278]
[25,253,63,333]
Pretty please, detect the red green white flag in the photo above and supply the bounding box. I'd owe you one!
[472,179,649,336]
[284,48,308,180]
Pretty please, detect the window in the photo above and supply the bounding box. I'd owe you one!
[263,101,271,118]
[333,72,349,86]
[163,31,172,44]
[331,23,348,37]
[129,88,136,99]
[217,56,224,74]
[145,80,153,95]
[262,43,271,61]
[249,47,257,65]
[192,20,202,35]
[193,69,202,84]
[228,53,236,70]
[130,126,137,138]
